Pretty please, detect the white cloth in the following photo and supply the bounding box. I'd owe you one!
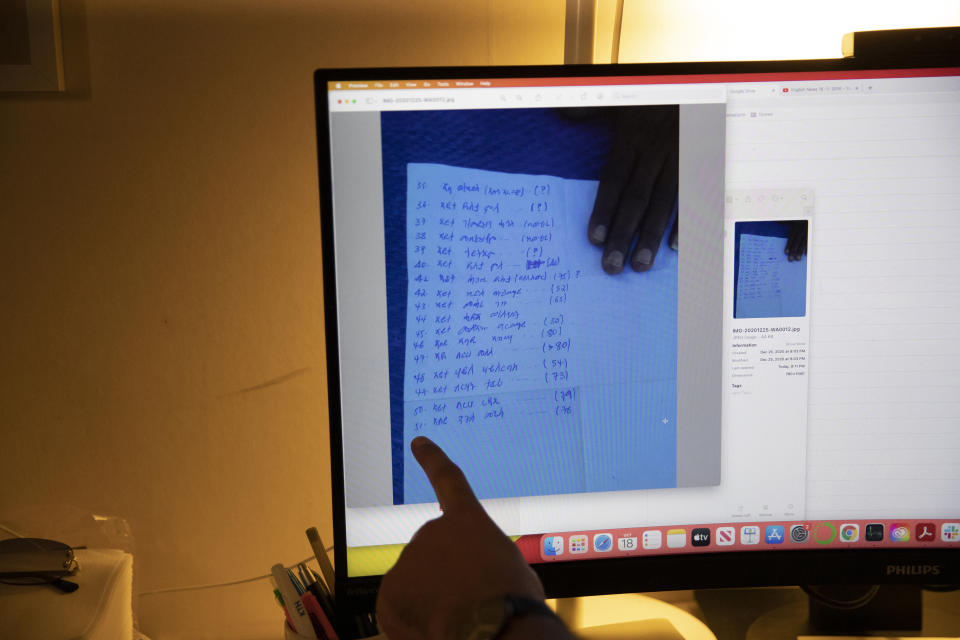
[0,548,135,640]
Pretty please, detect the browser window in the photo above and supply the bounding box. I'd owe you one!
[322,67,960,575]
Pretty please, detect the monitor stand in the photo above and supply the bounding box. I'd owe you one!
[810,585,921,633]
[692,585,960,639]
[746,585,922,638]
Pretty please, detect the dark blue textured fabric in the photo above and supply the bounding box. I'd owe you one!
[381,108,616,504]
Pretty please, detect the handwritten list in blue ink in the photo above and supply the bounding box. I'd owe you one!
[402,163,678,503]
[736,234,807,319]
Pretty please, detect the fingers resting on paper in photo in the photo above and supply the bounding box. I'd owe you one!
[588,105,679,275]
[784,220,808,262]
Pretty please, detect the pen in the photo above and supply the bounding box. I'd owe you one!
[300,590,339,640]
[306,527,336,599]
[302,565,335,623]
[308,567,334,605]
[297,563,312,593]
[308,567,326,592]
[287,568,306,596]
[273,588,296,632]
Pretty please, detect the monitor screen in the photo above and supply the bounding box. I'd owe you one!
[314,58,960,616]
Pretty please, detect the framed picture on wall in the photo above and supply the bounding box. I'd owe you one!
[0,0,64,92]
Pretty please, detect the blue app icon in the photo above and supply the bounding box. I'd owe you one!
[593,533,613,552]
[765,525,785,544]
[543,536,563,556]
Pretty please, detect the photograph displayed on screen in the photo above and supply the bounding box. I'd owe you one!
[380,107,687,504]
[733,220,808,319]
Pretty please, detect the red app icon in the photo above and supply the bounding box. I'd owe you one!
[916,522,936,542]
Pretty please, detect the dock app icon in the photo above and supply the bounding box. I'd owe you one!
[543,536,563,556]
[569,534,588,554]
[916,522,936,542]
[691,528,710,547]
[716,527,735,546]
[593,533,613,552]
[790,524,809,543]
[942,523,960,542]
[765,525,785,544]
[840,523,859,543]
[617,536,638,552]
[667,528,687,548]
[891,523,910,542]
[642,530,662,550]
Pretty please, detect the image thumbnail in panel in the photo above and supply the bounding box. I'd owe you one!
[734,220,808,320]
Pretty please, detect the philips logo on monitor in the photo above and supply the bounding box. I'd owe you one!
[885,564,941,576]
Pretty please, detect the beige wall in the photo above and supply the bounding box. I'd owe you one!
[617,0,960,62]
[0,1,562,637]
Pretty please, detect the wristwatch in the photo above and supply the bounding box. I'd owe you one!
[452,594,562,640]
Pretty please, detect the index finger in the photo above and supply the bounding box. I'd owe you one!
[411,436,482,514]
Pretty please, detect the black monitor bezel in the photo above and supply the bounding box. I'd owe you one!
[314,55,960,629]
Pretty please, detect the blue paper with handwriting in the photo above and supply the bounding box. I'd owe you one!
[402,163,678,503]
[736,234,807,318]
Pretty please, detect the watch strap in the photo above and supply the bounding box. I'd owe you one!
[456,593,564,640]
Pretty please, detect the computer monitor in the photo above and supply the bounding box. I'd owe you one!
[314,55,960,636]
